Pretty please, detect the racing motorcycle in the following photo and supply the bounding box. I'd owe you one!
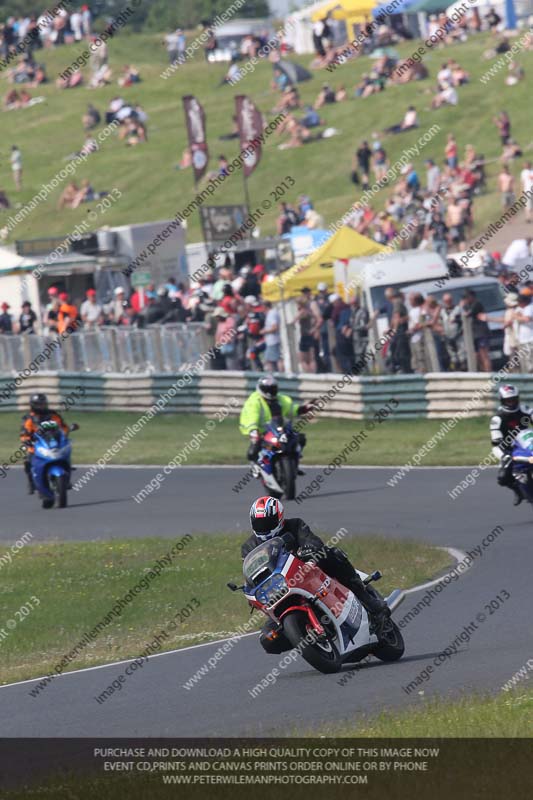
[255,419,301,501]
[228,537,405,674]
[30,420,78,509]
[511,429,533,504]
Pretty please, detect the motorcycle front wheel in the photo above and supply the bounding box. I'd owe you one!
[283,611,341,674]
[52,474,68,508]
[273,456,297,501]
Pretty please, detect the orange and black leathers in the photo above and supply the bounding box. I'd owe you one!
[20,409,69,454]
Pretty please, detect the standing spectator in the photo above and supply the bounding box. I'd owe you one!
[276,202,299,235]
[496,294,520,371]
[108,287,129,325]
[408,293,426,373]
[10,145,22,191]
[389,290,410,373]
[70,8,83,41]
[19,301,37,333]
[426,210,449,261]
[58,292,78,334]
[425,159,441,194]
[441,293,464,370]
[80,288,103,329]
[81,5,91,38]
[520,161,533,223]
[498,165,515,209]
[214,308,239,370]
[351,295,370,372]
[514,292,533,372]
[446,197,466,249]
[336,300,355,374]
[0,302,12,333]
[295,295,319,373]
[354,140,372,191]
[461,290,491,372]
[425,296,447,370]
[372,146,388,182]
[164,28,183,64]
[262,300,283,372]
[493,111,511,145]
[444,133,458,168]
[315,282,332,371]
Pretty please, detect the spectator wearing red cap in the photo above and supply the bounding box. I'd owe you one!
[0,302,12,334]
[80,289,103,329]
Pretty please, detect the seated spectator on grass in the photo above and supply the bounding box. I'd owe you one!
[314,83,336,109]
[88,64,112,88]
[58,182,80,209]
[383,105,418,134]
[0,190,10,210]
[118,64,141,87]
[221,58,241,85]
[71,179,95,208]
[123,119,146,146]
[273,86,301,113]
[335,85,347,102]
[390,58,428,84]
[3,88,34,109]
[105,96,124,124]
[505,60,525,86]
[56,69,83,89]
[431,81,458,109]
[82,103,101,130]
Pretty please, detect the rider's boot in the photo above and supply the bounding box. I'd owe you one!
[24,460,34,495]
[348,575,390,638]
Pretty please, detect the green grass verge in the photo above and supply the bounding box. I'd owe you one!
[0,534,450,685]
[0,411,491,468]
[317,690,533,737]
[0,31,531,243]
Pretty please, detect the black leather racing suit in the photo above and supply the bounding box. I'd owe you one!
[490,405,533,496]
[242,518,386,654]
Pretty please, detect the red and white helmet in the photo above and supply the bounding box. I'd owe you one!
[250,496,285,541]
[499,384,519,414]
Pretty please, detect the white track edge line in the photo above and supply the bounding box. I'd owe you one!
[0,548,467,691]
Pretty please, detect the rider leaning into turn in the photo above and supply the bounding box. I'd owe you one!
[242,496,391,654]
[239,375,314,476]
[20,393,69,494]
[490,384,533,505]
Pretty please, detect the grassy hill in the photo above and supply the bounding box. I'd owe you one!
[1,30,532,245]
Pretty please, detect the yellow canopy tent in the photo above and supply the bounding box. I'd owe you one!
[262,226,385,303]
[311,0,377,23]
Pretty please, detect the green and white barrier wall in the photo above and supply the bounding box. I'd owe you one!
[1,371,529,418]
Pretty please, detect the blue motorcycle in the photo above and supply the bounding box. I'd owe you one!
[511,429,533,504]
[30,420,78,509]
[256,418,301,501]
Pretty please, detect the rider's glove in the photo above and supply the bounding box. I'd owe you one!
[298,397,319,416]
[297,544,319,562]
[249,430,260,443]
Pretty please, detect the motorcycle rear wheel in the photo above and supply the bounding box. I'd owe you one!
[373,619,405,662]
[283,611,341,674]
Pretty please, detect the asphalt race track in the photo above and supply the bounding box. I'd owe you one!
[1,465,531,736]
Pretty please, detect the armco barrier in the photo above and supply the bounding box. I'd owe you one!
[0,371,516,419]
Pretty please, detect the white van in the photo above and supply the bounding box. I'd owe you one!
[333,248,448,334]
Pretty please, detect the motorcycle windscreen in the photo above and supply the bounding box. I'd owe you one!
[242,538,284,587]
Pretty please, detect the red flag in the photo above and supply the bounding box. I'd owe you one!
[182,95,209,183]
[235,95,264,178]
